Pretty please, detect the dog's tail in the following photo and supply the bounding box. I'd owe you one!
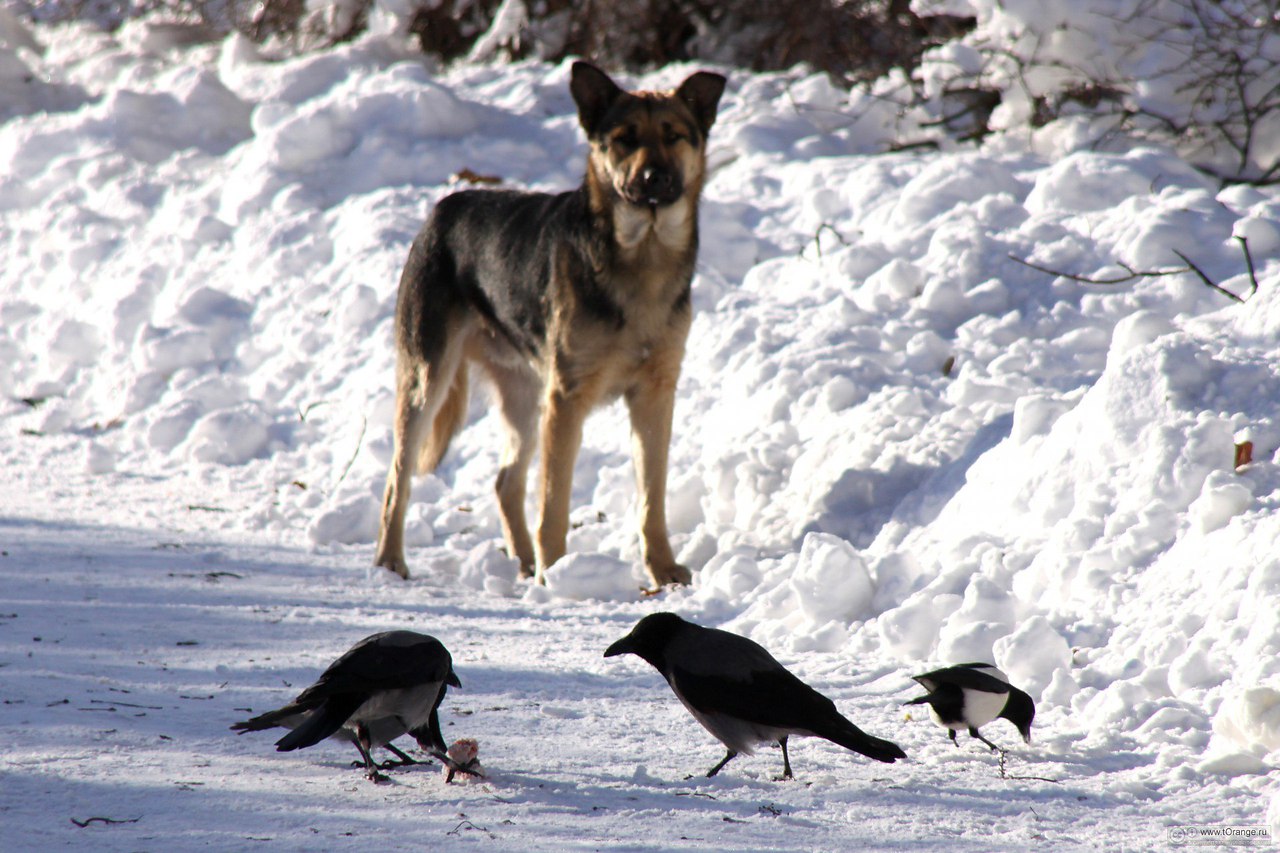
[418,361,468,474]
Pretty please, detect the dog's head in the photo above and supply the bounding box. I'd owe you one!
[571,61,726,210]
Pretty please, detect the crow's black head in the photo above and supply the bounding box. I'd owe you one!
[603,612,689,670]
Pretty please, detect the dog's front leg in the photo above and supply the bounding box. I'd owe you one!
[534,385,590,583]
[626,356,691,589]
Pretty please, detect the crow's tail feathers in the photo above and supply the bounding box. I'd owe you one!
[824,719,907,763]
[274,698,360,752]
[230,704,303,734]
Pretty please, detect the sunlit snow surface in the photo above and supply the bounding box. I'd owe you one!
[2,12,1278,850]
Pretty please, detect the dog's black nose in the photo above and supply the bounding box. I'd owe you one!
[639,167,680,205]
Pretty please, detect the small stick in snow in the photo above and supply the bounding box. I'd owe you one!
[71,816,141,828]
[997,748,1062,785]
[446,819,493,838]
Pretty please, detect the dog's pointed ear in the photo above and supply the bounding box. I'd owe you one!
[571,61,624,137]
[676,71,726,136]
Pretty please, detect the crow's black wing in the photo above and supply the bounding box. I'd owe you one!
[409,678,452,755]
[663,626,840,730]
[273,694,365,751]
[665,632,906,762]
[293,632,453,706]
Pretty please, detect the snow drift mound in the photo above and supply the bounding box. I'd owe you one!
[3,15,1280,771]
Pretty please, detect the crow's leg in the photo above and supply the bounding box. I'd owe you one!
[375,742,423,770]
[776,736,794,781]
[706,750,738,778]
[354,725,390,783]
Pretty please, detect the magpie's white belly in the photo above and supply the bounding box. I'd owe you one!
[951,687,1007,730]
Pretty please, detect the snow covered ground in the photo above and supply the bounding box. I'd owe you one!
[2,9,1279,851]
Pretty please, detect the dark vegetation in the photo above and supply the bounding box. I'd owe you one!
[15,0,1280,185]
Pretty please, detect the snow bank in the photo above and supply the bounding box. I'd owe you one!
[2,10,1280,803]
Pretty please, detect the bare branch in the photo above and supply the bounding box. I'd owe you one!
[1236,235,1259,300]
[1170,250,1246,303]
[1006,253,1188,285]
[1010,240,1259,304]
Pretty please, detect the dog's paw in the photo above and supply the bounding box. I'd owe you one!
[374,555,411,579]
[648,562,691,588]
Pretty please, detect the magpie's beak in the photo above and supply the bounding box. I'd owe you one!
[603,636,633,658]
[448,670,462,688]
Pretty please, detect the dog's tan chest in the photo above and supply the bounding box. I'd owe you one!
[612,197,695,254]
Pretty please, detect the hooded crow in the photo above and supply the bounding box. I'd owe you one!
[231,630,477,782]
[604,612,907,779]
[904,662,1035,751]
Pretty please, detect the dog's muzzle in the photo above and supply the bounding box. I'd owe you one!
[625,167,683,208]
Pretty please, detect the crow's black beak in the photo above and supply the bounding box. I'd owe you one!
[603,636,632,658]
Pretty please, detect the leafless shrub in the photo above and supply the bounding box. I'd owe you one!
[1112,0,1280,185]
[14,0,973,81]
[15,0,228,29]
[403,0,973,82]
[903,0,1280,185]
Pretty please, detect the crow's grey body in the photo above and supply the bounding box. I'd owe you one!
[231,630,461,781]
[605,613,906,778]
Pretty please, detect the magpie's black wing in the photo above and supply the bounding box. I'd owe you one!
[913,664,1010,694]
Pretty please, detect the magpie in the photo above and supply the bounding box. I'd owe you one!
[231,630,478,782]
[604,612,907,779]
[904,662,1035,751]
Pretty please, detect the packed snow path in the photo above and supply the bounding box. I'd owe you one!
[2,11,1278,850]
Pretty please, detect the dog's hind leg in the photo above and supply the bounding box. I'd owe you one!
[374,361,434,578]
[482,353,540,577]
[375,316,471,578]
[417,362,469,475]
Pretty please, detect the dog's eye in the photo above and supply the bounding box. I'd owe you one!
[664,131,685,146]
[613,129,639,150]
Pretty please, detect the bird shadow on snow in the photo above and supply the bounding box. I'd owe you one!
[0,761,505,848]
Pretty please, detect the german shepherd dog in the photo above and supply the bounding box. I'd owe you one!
[375,62,726,589]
